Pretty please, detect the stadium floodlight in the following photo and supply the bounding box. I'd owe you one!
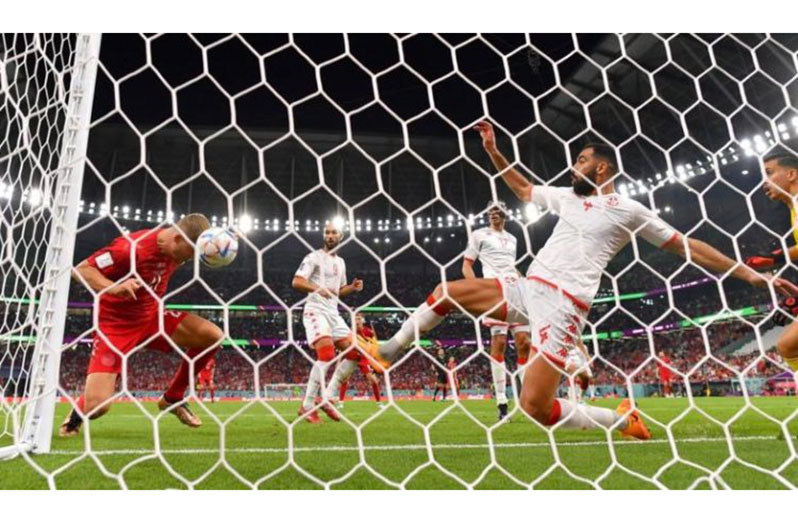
[525,203,541,223]
[28,188,44,207]
[238,214,253,233]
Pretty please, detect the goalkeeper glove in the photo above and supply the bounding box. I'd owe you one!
[745,248,784,270]
[774,296,798,326]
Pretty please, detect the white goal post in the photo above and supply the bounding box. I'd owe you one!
[0,33,101,459]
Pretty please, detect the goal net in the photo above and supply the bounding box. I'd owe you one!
[1,32,797,490]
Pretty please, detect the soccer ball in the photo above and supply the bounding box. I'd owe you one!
[197,227,238,268]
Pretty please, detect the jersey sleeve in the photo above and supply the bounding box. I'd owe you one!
[529,185,569,213]
[295,252,316,279]
[463,231,480,262]
[340,259,348,288]
[629,202,679,248]
[85,235,132,278]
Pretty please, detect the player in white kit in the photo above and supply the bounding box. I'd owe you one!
[292,221,364,423]
[366,121,798,440]
[462,201,530,420]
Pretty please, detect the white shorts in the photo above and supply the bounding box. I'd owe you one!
[482,317,531,337]
[498,276,588,369]
[302,308,352,346]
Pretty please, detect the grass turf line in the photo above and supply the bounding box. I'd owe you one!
[1,397,796,489]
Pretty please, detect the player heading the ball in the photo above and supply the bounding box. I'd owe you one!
[60,214,227,437]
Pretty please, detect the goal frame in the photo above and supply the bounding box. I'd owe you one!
[0,33,101,459]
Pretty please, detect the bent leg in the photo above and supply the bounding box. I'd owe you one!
[380,279,504,362]
[163,313,224,403]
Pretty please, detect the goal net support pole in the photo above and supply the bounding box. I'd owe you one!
[0,33,101,459]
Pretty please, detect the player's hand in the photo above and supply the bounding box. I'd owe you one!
[317,287,335,300]
[745,248,784,270]
[107,279,141,300]
[749,273,798,297]
[351,278,363,292]
[473,120,496,152]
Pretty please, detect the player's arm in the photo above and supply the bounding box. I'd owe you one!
[291,275,334,299]
[474,120,532,203]
[73,260,141,300]
[662,236,798,296]
[339,278,363,297]
[462,258,477,279]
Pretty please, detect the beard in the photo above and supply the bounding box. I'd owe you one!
[572,169,598,196]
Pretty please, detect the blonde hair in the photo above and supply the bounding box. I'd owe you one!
[175,213,210,242]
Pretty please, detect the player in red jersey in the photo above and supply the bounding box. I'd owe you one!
[657,351,674,398]
[338,313,383,407]
[59,214,224,437]
[197,357,217,402]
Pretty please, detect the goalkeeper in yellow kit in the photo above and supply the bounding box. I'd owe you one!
[746,152,798,376]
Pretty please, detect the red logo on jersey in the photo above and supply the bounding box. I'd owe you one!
[607,195,619,207]
[539,325,550,344]
[583,201,593,211]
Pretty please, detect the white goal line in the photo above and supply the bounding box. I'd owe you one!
[46,434,777,456]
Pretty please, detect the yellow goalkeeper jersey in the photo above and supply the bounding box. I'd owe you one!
[792,205,798,246]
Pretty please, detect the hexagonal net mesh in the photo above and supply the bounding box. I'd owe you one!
[1,33,798,489]
[0,33,86,445]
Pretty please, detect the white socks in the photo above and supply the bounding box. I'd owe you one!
[553,399,625,431]
[379,298,447,362]
[302,361,324,409]
[491,359,508,405]
[323,359,357,401]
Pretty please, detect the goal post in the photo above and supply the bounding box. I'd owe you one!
[0,33,101,459]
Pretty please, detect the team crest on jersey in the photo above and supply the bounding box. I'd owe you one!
[607,195,619,207]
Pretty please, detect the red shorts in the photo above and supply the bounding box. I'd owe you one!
[357,355,372,375]
[88,310,188,374]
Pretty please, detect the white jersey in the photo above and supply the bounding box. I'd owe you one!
[294,249,347,314]
[526,185,677,307]
[464,227,519,278]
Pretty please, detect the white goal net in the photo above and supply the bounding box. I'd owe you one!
[1,32,797,490]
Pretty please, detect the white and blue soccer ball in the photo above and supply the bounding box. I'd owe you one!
[197,227,238,268]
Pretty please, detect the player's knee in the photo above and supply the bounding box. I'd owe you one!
[202,323,224,348]
[777,335,798,358]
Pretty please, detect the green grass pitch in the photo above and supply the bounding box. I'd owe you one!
[1,397,797,489]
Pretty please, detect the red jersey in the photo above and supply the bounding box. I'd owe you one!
[199,358,216,381]
[86,228,181,321]
[657,356,673,381]
[358,326,375,339]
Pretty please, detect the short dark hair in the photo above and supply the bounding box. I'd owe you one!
[582,142,618,172]
[763,152,798,170]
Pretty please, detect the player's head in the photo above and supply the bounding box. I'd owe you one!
[762,152,798,203]
[355,312,364,330]
[165,213,211,262]
[572,143,618,196]
[448,356,455,365]
[323,220,343,251]
[487,201,508,228]
[658,351,665,358]
[437,347,445,358]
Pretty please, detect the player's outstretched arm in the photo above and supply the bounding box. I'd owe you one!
[462,258,476,279]
[662,236,798,296]
[292,275,334,299]
[473,120,532,203]
[339,278,363,298]
[73,260,140,300]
